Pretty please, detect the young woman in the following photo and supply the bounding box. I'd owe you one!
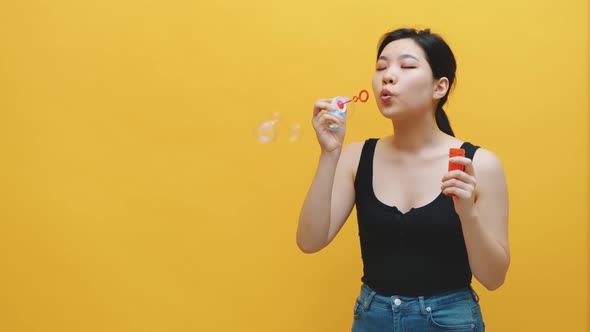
[296,28,510,331]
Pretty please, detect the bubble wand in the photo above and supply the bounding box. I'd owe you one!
[328,89,370,130]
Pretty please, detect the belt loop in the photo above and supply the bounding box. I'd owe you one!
[363,290,376,311]
[363,285,377,311]
[469,286,480,303]
[418,296,427,316]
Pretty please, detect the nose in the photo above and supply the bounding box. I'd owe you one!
[382,69,397,85]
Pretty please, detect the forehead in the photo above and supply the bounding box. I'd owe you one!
[379,38,426,60]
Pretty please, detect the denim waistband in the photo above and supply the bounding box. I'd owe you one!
[357,283,479,313]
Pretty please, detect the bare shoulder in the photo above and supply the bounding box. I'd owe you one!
[472,147,508,199]
[339,141,367,179]
[472,147,505,176]
[342,141,365,158]
[341,141,365,163]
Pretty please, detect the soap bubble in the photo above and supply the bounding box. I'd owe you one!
[288,124,303,142]
[255,112,281,143]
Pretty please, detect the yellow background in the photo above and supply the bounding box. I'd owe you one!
[0,0,588,331]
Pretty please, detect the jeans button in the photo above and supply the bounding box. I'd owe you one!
[393,298,402,306]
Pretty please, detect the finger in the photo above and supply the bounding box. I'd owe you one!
[448,157,475,176]
[314,110,342,123]
[442,173,476,192]
[442,186,471,199]
[318,113,345,128]
[441,170,473,183]
[463,158,475,177]
[441,178,474,193]
[316,109,344,121]
[313,104,331,117]
[312,110,333,126]
[313,100,335,116]
[318,116,344,132]
[313,109,330,120]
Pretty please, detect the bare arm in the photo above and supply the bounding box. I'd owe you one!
[441,148,510,290]
[296,98,359,253]
[296,142,362,253]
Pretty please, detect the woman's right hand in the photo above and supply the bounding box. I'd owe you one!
[312,98,346,153]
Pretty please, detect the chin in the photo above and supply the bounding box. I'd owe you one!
[379,106,403,119]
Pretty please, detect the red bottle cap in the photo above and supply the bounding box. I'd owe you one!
[449,148,465,158]
[447,148,466,197]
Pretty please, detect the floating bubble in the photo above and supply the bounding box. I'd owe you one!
[288,124,303,142]
[255,120,278,143]
[255,112,281,143]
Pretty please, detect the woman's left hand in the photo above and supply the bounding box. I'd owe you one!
[441,156,477,218]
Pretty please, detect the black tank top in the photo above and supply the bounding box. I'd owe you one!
[354,138,480,296]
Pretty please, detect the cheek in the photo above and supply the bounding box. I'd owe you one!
[372,75,381,93]
[406,71,430,86]
[372,73,380,85]
[401,75,433,98]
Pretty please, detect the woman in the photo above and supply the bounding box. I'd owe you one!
[296,28,510,331]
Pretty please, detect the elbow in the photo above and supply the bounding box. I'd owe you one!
[479,253,511,291]
[482,276,506,291]
[295,222,330,254]
[296,237,325,254]
[296,240,322,254]
[298,245,320,254]
[478,267,509,291]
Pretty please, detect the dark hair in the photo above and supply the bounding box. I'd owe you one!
[377,28,457,137]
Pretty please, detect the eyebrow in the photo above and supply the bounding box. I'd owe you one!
[378,54,420,62]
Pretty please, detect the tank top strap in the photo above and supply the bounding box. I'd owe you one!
[354,138,379,190]
[460,141,480,160]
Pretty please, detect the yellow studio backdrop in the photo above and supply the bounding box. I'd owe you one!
[0,0,587,331]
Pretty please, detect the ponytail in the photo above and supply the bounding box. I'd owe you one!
[435,104,455,137]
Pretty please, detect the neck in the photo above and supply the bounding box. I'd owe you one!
[389,112,448,152]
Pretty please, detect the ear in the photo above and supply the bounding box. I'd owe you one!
[433,77,450,100]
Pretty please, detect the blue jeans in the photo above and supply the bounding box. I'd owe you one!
[352,284,485,331]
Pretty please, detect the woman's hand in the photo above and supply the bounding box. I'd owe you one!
[311,98,346,153]
[441,156,477,218]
